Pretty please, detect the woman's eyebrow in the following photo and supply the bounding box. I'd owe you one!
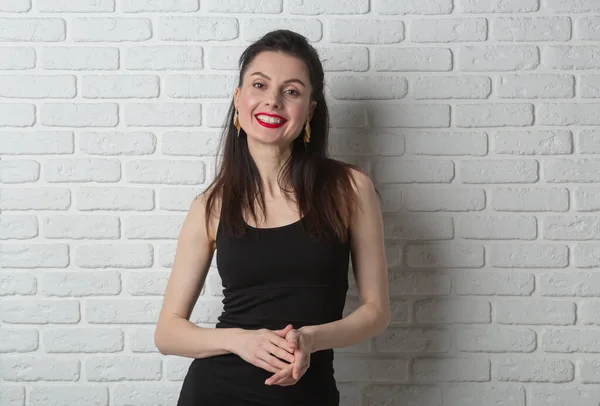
[250,71,306,88]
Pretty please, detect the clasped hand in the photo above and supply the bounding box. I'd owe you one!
[236,324,313,387]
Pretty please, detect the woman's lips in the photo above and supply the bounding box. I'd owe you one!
[255,115,287,128]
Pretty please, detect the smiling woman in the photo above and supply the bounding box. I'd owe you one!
[154,29,390,406]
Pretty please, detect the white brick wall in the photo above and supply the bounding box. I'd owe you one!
[1,0,600,405]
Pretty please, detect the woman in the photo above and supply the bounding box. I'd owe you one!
[154,29,390,405]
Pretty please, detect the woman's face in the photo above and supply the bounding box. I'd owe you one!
[234,51,317,147]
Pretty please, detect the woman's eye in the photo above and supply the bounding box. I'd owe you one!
[285,89,299,96]
[253,83,265,89]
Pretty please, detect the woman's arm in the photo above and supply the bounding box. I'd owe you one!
[154,193,241,358]
[302,169,391,353]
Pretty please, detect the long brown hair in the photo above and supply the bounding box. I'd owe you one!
[203,29,363,243]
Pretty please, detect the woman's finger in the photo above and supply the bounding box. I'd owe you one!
[269,333,294,353]
[269,344,295,364]
[293,350,303,380]
[259,350,289,370]
[265,365,292,385]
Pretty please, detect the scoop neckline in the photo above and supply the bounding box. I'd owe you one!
[244,217,304,231]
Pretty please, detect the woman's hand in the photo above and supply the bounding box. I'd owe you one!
[265,326,315,386]
[232,325,296,374]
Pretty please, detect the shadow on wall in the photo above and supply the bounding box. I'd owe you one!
[328,97,496,406]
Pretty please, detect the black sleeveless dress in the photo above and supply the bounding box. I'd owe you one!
[177,217,351,405]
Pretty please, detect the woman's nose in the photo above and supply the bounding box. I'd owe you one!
[265,90,282,108]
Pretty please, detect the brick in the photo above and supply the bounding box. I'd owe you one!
[406,243,484,268]
[0,0,31,12]
[460,160,538,184]
[0,47,36,69]
[374,48,452,71]
[575,187,600,211]
[497,358,573,382]
[80,131,156,155]
[545,159,600,182]
[0,188,70,211]
[113,385,181,405]
[412,76,491,99]
[45,159,120,183]
[126,272,169,296]
[496,299,575,325]
[368,104,451,127]
[459,46,539,71]
[383,214,453,240]
[374,328,450,353]
[458,215,537,240]
[0,215,38,240]
[543,46,600,70]
[124,215,184,239]
[407,131,487,155]
[403,187,485,212]
[206,0,281,13]
[497,74,574,99]
[1,357,79,381]
[122,0,199,12]
[540,272,600,296]
[43,215,119,239]
[0,386,25,406]
[38,0,114,12]
[411,18,487,42]
[580,76,600,98]
[580,360,600,383]
[83,76,159,99]
[580,301,600,325]
[0,103,35,127]
[490,244,568,268]
[76,244,153,269]
[129,328,158,353]
[289,0,366,14]
[541,328,600,352]
[454,271,534,296]
[544,216,600,240]
[543,0,600,12]
[494,130,573,154]
[375,0,452,14]
[373,158,454,183]
[491,187,569,212]
[329,19,403,43]
[159,17,238,41]
[43,328,123,353]
[460,0,538,12]
[327,130,406,157]
[166,357,193,381]
[72,18,151,42]
[575,243,600,267]
[43,47,119,70]
[243,19,321,42]
[413,358,490,382]
[330,76,407,99]
[165,74,237,98]
[455,326,536,352]
[41,271,121,297]
[532,386,600,406]
[162,132,220,156]
[125,46,203,70]
[85,356,161,381]
[0,160,40,183]
[329,104,367,127]
[0,270,37,296]
[86,299,161,323]
[415,299,490,324]
[0,244,69,268]
[77,187,154,211]
[333,355,408,382]
[0,75,75,98]
[158,187,204,211]
[0,18,65,41]
[388,271,451,296]
[491,17,571,41]
[363,385,442,406]
[576,17,600,40]
[1,299,79,323]
[41,103,119,127]
[125,103,201,127]
[29,386,109,406]
[126,159,205,184]
[456,103,534,127]
[540,103,600,125]
[0,328,38,352]
[0,131,73,154]
[443,385,525,406]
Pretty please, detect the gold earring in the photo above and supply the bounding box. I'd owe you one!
[303,121,311,144]
[233,109,241,137]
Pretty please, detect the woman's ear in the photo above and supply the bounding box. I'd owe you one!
[308,100,317,121]
[233,87,240,110]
